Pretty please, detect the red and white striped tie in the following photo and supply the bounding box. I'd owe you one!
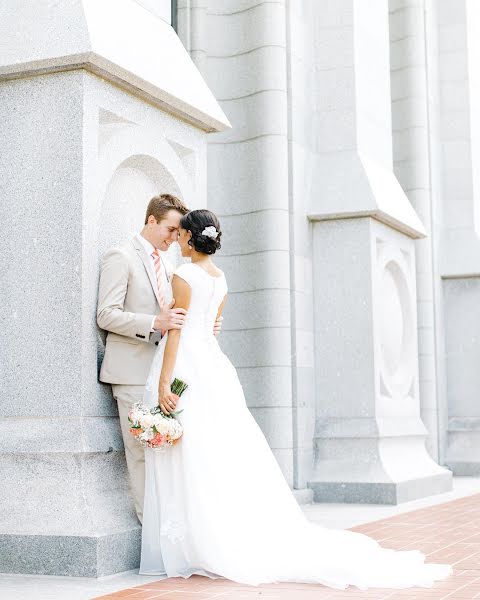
[152,249,166,335]
[151,249,166,306]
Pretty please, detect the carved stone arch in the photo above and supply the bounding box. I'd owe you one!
[94,129,196,362]
[95,124,195,256]
[98,124,194,205]
[98,154,185,259]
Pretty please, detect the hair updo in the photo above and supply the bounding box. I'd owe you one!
[180,209,222,255]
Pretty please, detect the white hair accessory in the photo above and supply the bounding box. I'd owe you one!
[202,226,218,239]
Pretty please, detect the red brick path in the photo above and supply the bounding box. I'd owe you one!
[94,493,480,599]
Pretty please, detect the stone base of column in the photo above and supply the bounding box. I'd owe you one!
[0,450,142,576]
[310,215,452,506]
[445,421,480,475]
[446,461,480,476]
[0,528,141,577]
[308,473,452,505]
[308,420,453,505]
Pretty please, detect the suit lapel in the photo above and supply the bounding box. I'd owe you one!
[131,236,162,308]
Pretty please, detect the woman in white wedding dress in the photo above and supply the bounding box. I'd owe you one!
[139,209,451,590]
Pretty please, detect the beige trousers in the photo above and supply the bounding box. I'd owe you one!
[112,384,146,524]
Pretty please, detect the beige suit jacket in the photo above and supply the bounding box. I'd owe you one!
[97,236,172,385]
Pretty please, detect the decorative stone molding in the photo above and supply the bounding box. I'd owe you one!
[375,239,417,403]
[0,0,230,132]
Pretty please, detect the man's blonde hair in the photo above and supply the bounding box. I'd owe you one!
[144,193,189,224]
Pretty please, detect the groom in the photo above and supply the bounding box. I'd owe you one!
[97,193,190,523]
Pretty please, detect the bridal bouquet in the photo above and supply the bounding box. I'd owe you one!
[128,378,188,450]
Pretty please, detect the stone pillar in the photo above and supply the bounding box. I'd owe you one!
[0,0,229,576]
[388,0,447,462]
[439,0,480,475]
[184,1,308,495]
[306,0,452,503]
[177,0,209,75]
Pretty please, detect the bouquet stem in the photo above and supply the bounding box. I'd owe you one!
[171,377,188,396]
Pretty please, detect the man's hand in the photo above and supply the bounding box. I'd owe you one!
[154,299,187,331]
[213,315,223,336]
[158,383,179,415]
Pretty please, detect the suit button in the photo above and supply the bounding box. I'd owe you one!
[155,341,159,346]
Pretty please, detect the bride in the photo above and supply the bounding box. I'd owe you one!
[139,209,451,590]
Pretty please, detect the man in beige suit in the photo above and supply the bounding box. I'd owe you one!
[97,194,189,523]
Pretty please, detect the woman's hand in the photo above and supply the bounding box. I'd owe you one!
[158,383,179,415]
[213,315,223,336]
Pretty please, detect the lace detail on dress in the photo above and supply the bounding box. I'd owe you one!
[160,519,185,542]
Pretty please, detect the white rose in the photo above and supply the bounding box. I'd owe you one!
[168,420,182,439]
[140,428,155,441]
[129,408,143,425]
[153,415,169,434]
[140,413,156,429]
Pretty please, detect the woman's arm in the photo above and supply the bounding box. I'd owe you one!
[158,274,191,414]
[213,293,227,336]
[216,295,227,321]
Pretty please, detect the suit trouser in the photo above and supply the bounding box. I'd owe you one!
[111,384,145,524]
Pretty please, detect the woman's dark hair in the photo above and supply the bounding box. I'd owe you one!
[180,209,222,255]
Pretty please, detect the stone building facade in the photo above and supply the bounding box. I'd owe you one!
[0,0,478,578]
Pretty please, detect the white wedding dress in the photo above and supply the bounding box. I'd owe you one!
[140,262,451,590]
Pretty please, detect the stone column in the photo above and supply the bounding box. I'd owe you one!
[306,0,452,503]
[0,0,229,576]
[183,1,307,494]
[177,0,209,75]
[388,0,447,462]
[438,0,480,475]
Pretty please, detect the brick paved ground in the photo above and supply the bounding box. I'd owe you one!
[94,493,480,600]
